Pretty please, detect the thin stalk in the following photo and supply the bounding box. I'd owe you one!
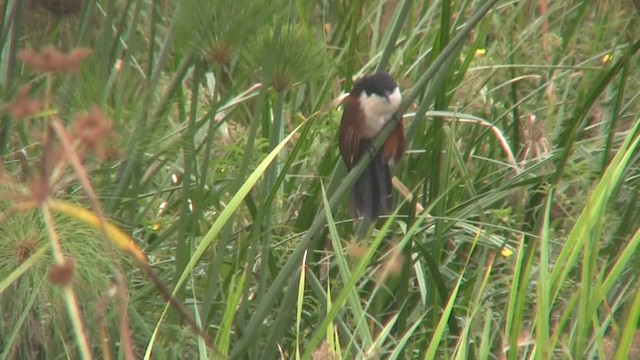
[344,0,361,90]
[258,91,286,301]
[202,80,268,324]
[101,0,130,71]
[75,0,97,46]
[426,0,452,331]
[106,4,185,214]
[601,57,628,170]
[172,60,204,310]
[228,25,282,332]
[0,0,22,155]
[198,93,223,323]
[106,51,194,214]
[146,0,158,81]
[238,25,281,181]
[375,0,413,73]
[41,203,93,360]
[197,93,220,194]
[535,190,553,359]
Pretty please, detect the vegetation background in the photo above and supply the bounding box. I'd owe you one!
[1,0,640,359]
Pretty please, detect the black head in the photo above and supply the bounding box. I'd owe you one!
[350,72,398,98]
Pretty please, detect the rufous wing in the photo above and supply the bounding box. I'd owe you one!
[382,118,405,166]
[338,96,364,170]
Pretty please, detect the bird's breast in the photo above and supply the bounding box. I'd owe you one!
[360,113,389,138]
[358,88,401,139]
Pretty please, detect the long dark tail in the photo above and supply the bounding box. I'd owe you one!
[350,145,393,221]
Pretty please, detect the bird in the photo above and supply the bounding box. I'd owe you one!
[338,71,405,221]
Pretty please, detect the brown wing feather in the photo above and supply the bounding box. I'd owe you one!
[382,119,405,166]
[339,96,363,170]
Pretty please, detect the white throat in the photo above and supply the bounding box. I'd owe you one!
[358,87,401,138]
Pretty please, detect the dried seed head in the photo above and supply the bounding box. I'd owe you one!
[48,258,76,286]
[19,46,65,73]
[65,48,93,71]
[18,46,92,73]
[70,107,114,161]
[8,86,43,119]
[345,241,368,260]
[15,236,39,264]
[375,250,404,283]
[206,43,233,65]
[245,24,327,93]
[27,175,54,205]
[312,341,336,360]
[271,70,293,93]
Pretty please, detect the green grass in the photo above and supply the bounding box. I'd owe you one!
[1,0,640,359]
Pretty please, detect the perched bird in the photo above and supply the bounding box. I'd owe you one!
[338,71,405,221]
